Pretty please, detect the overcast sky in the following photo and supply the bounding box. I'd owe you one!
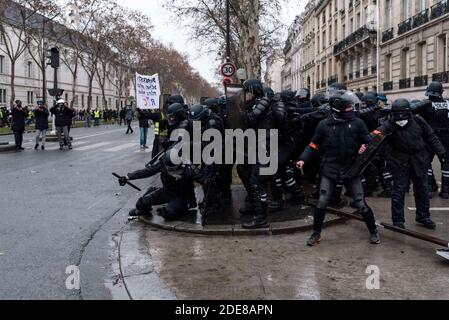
[116,0,307,84]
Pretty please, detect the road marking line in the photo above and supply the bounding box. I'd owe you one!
[408,207,449,211]
[75,127,138,140]
[75,142,113,151]
[45,141,90,151]
[104,143,137,152]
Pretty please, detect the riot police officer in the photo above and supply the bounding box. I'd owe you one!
[296,90,379,247]
[413,81,449,199]
[189,104,225,221]
[379,98,446,229]
[238,79,272,229]
[119,147,205,220]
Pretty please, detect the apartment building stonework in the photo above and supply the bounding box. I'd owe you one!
[379,0,449,100]
[282,0,449,101]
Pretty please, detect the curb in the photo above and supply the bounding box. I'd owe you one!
[139,213,347,236]
[0,143,16,153]
[119,229,178,300]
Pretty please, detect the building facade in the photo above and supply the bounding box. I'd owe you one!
[379,0,449,100]
[265,50,285,92]
[0,6,132,110]
[281,0,449,100]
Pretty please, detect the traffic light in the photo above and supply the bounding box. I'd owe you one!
[47,47,60,68]
[48,88,64,97]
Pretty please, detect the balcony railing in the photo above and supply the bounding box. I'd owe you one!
[399,78,411,89]
[355,70,361,78]
[431,0,449,20]
[371,65,377,74]
[413,9,429,28]
[432,71,449,83]
[398,18,412,35]
[363,68,369,76]
[414,75,428,87]
[349,73,354,80]
[328,76,338,86]
[333,25,376,55]
[382,28,394,42]
[383,81,393,91]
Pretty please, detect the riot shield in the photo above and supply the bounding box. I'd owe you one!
[225,84,247,130]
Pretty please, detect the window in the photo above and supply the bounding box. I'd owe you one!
[401,48,410,78]
[27,61,32,78]
[402,0,410,20]
[437,35,447,72]
[417,42,427,75]
[65,93,68,103]
[0,89,6,103]
[350,18,354,33]
[0,55,4,74]
[386,0,392,29]
[356,12,361,28]
[418,0,426,12]
[27,91,34,105]
[96,96,99,108]
[385,54,392,81]
[322,31,326,49]
[329,25,332,45]
[342,24,346,38]
[81,94,85,107]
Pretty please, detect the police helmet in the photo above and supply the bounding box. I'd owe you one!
[295,88,311,101]
[329,90,361,113]
[189,104,207,121]
[426,81,444,99]
[391,98,411,121]
[243,79,265,99]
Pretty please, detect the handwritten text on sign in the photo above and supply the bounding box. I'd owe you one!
[136,73,161,110]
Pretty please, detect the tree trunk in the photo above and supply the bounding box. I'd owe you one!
[88,73,93,109]
[238,0,261,79]
[71,61,78,108]
[9,60,16,107]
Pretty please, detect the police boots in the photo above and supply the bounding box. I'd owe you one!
[439,178,449,199]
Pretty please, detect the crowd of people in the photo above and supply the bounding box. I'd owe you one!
[118,79,449,248]
[3,99,143,151]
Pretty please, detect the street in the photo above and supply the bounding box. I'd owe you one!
[1,125,448,300]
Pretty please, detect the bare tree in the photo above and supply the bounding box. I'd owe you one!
[163,0,286,79]
[0,0,50,106]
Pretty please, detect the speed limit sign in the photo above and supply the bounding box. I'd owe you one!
[220,63,236,77]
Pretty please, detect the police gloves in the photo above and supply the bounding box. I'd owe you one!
[119,176,129,186]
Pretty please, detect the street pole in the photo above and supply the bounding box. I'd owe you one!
[42,20,47,104]
[226,0,231,63]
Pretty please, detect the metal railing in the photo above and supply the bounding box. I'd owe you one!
[334,25,376,54]
[399,78,411,89]
[382,28,394,42]
[432,71,449,83]
[413,9,429,28]
[398,18,412,35]
[414,75,428,87]
[383,81,393,91]
[431,0,449,20]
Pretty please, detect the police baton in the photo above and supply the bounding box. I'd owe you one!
[112,173,141,192]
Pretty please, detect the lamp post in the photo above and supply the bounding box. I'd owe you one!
[226,0,231,63]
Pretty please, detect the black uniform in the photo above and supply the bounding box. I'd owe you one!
[189,105,225,220]
[270,97,304,210]
[237,80,272,229]
[413,82,449,198]
[299,90,378,245]
[11,103,27,150]
[379,99,445,229]
[126,152,208,220]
